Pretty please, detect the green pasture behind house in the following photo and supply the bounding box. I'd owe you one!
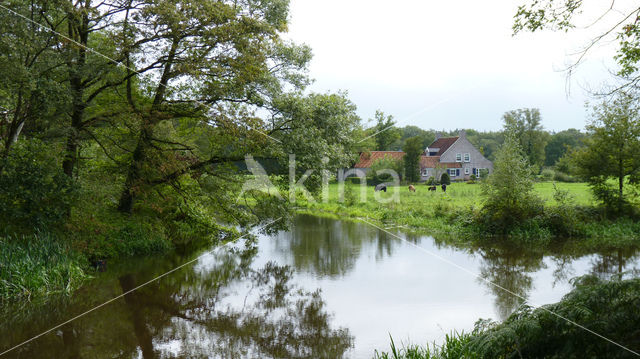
[349,131,493,182]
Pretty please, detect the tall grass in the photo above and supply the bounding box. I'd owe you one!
[0,233,88,302]
[373,332,477,359]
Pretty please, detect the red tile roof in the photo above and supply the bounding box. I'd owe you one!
[354,152,461,169]
[420,156,461,168]
[427,137,459,156]
[354,151,405,168]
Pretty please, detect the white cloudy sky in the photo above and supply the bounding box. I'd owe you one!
[284,0,628,132]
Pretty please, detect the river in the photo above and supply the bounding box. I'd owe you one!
[1,214,639,358]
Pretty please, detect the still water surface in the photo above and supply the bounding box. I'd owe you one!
[2,214,639,358]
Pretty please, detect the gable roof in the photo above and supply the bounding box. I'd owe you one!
[420,156,461,168]
[354,151,404,168]
[354,152,461,169]
[427,137,459,156]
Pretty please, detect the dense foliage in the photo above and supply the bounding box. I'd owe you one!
[573,93,640,216]
[0,0,364,302]
[479,133,543,233]
[403,136,423,182]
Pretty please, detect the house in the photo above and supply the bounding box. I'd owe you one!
[351,130,493,182]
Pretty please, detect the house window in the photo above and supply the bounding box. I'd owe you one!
[456,153,462,162]
[422,168,430,177]
[448,168,460,177]
[464,168,470,175]
[464,153,470,162]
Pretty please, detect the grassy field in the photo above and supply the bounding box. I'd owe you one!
[311,181,594,209]
[296,181,595,232]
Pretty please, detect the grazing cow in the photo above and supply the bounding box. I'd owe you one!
[428,186,437,192]
[375,183,387,192]
[408,185,416,192]
[441,184,447,193]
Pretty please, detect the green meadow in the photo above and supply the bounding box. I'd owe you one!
[295,181,640,247]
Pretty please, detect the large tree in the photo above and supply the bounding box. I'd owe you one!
[544,128,586,167]
[371,110,400,151]
[403,136,423,183]
[574,93,640,214]
[502,108,549,171]
[114,0,314,213]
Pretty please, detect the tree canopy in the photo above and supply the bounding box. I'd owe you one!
[574,92,640,215]
[502,108,549,171]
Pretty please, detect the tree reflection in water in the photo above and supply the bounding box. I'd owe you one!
[477,246,545,321]
[273,215,401,278]
[0,243,353,359]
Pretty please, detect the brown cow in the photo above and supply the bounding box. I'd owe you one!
[408,185,416,192]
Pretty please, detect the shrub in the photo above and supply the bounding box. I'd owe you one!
[553,171,578,183]
[440,172,451,185]
[367,155,403,185]
[466,276,640,358]
[343,183,357,206]
[426,177,438,185]
[0,140,76,233]
[480,133,543,233]
[541,168,554,181]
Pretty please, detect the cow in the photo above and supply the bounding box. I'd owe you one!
[441,184,447,193]
[428,186,437,192]
[375,183,387,192]
[408,185,416,192]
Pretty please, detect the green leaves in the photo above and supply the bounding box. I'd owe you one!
[403,136,423,183]
[480,131,543,233]
[574,93,640,216]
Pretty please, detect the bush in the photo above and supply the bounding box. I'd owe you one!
[0,140,76,233]
[466,276,640,358]
[440,172,451,185]
[367,156,403,185]
[480,134,543,234]
[426,177,438,185]
[377,276,640,358]
[541,168,554,181]
[553,171,578,183]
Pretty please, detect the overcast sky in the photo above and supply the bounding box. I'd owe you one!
[284,0,626,132]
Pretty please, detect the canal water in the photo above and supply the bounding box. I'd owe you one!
[1,214,639,358]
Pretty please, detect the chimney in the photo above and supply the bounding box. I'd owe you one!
[435,132,441,140]
[458,130,466,139]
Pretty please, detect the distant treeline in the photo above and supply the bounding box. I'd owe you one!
[385,126,585,168]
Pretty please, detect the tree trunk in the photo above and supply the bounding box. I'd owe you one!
[61,3,89,177]
[117,36,180,213]
[117,127,151,213]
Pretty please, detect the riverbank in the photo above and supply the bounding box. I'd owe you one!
[374,275,640,358]
[0,177,234,303]
[295,182,640,250]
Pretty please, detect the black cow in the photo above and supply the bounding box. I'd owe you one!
[375,184,387,192]
[441,184,447,193]
[428,186,437,192]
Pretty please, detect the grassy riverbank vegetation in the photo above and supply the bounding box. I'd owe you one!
[374,275,640,358]
[296,181,640,249]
